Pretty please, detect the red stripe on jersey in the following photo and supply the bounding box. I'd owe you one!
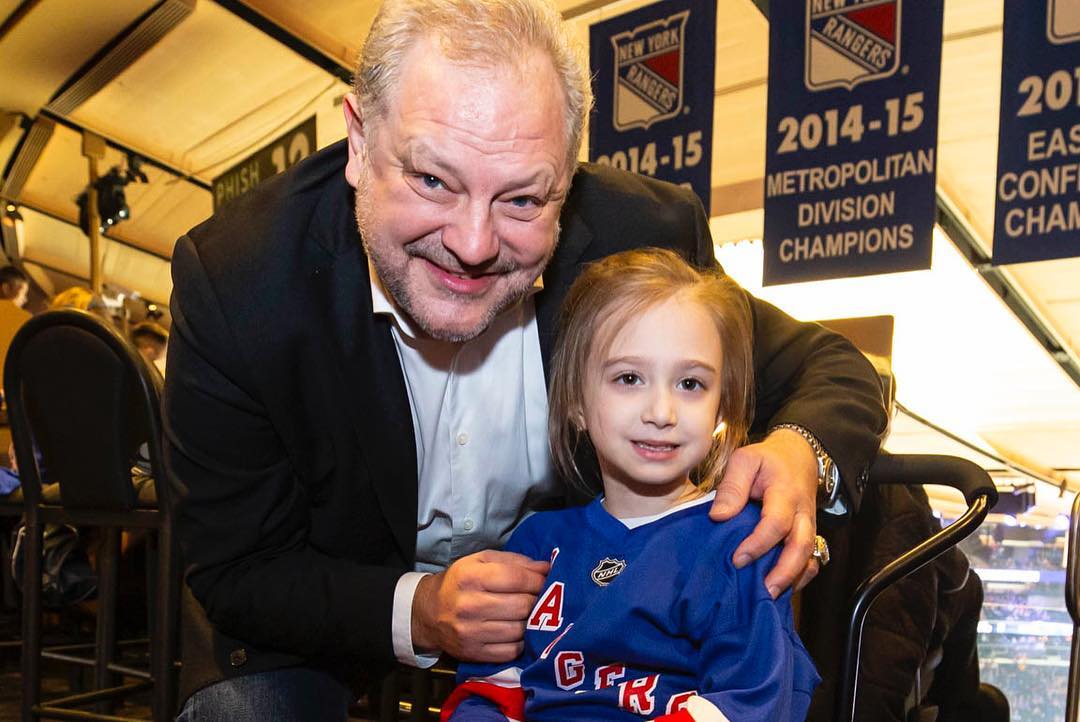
[439,680,525,722]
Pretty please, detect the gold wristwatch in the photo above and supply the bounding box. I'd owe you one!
[769,423,841,507]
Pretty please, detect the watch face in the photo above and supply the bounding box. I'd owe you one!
[821,458,838,495]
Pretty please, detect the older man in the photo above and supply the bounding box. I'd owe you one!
[164,0,887,718]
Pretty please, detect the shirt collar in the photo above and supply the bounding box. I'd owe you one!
[368,258,544,340]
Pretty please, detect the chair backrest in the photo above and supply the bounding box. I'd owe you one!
[817,314,896,417]
[4,308,164,512]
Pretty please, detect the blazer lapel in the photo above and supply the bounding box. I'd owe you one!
[309,179,418,564]
[536,187,595,382]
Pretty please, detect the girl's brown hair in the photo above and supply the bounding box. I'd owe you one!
[548,248,754,495]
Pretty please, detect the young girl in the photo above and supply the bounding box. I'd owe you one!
[441,248,820,721]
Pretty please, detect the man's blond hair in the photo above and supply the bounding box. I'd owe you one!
[355,0,593,173]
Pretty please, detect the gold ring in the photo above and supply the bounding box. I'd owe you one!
[811,535,830,567]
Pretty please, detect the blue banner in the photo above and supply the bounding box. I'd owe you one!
[762,0,943,285]
[589,0,716,214]
[993,0,1080,265]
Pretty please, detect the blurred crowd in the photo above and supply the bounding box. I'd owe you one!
[982,590,1070,624]
[0,264,168,491]
[961,524,1073,722]
[979,652,1068,722]
[0,265,168,378]
[963,534,1065,571]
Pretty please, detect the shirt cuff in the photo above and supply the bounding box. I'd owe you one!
[392,571,440,668]
[822,486,849,516]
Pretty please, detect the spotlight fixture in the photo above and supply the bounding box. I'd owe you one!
[75,154,148,236]
[125,154,148,184]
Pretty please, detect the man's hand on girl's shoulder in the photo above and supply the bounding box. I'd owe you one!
[708,428,820,598]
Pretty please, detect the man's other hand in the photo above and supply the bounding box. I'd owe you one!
[709,428,820,599]
[412,550,550,662]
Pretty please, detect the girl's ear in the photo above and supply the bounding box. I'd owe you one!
[573,407,587,431]
[712,419,727,438]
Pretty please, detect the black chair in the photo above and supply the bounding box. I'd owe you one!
[830,453,999,722]
[5,308,180,722]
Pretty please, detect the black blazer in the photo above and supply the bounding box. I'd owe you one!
[163,140,887,700]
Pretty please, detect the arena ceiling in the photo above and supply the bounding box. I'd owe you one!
[1,0,1078,519]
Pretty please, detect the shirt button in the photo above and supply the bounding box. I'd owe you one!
[229,648,247,667]
[456,432,469,446]
[463,518,475,532]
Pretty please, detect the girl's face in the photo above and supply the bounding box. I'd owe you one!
[581,296,724,518]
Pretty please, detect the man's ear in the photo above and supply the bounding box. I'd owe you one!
[343,93,368,189]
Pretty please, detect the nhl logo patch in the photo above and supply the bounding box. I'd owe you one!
[609,11,689,130]
[804,0,901,92]
[591,558,627,587]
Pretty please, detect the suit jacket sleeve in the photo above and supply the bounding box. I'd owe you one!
[163,234,401,663]
[686,191,887,509]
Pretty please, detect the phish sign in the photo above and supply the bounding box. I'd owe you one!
[590,0,716,213]
[212,117,316,211]
[763,0,944,286]
[993,0,1080,264]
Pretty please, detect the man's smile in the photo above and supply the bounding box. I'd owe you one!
[419,257,499,295]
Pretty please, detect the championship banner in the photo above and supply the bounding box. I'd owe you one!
[993,0,1080,264]
[589,0,716,213]
[763,0,944,285]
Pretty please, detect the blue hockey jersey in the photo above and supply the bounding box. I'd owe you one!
[442,494,820,721]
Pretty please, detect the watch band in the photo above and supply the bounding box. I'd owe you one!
[768,423,841,507]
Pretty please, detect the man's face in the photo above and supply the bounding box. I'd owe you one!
[135,340,164,363]
[4,281,27,308]
[344,37,571,342]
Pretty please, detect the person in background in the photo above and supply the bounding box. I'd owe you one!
[443,249,820,722]
[0,266,29,309]
[164,0,887,718]
[49,286,104,315]
[130,320,168,377]
[0,265,31,416]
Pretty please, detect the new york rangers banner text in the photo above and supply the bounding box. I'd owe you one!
[993,0,1080,265]
[763,0,943,285]
[589,0,716,213]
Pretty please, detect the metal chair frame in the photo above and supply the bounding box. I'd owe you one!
[834,453,998,722]
[5,308,180,722]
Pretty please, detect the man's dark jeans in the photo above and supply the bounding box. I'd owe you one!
[177,667,354,721]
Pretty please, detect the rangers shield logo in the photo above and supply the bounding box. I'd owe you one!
[610,11,688,130]
[805,0,901,92]
[1048,0,1080,44]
